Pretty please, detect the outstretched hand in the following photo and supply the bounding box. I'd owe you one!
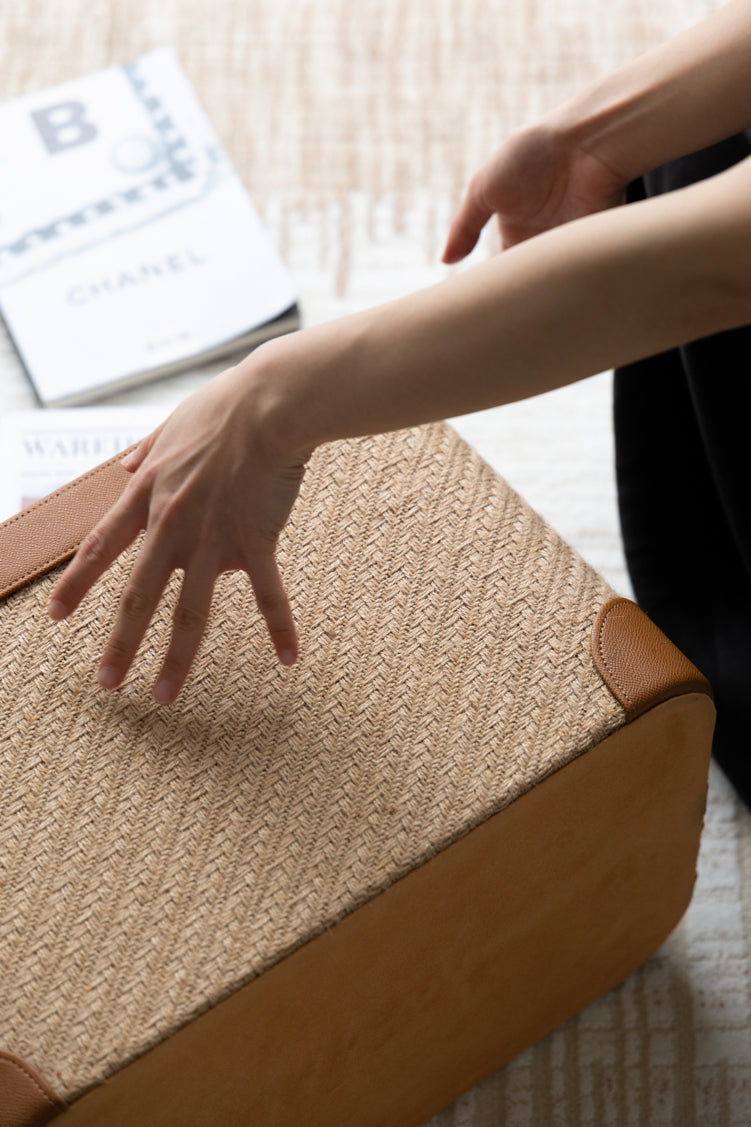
[48,356,310,705]
[442,120,628,259]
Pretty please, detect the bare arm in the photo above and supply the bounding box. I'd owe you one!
[48,0,751,702]
[268,155,751,450]
[553,0,751,184]
[49,153,751,703]
[443,0,751,259]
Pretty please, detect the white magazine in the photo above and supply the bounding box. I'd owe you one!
[0,48,298,406]
[0,407,168,520]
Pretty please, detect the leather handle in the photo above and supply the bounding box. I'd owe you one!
[0,445,137,602]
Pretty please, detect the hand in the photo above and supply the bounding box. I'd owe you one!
[48,354,311,705]
[442,120,629,259]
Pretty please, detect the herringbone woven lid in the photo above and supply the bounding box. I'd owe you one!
[0,422,624,1101]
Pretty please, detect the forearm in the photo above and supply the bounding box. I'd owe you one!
[259,157,751,453]
[550,0,751,182]
[55,123,751,699]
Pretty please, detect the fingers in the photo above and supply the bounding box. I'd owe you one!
[149,551,297,706]
[247,552,298,668]
[442,187,493,264]
[95,538,176,693]
[49,421,300,703]
[152,564,217,705]
[110,550,295,705]
[48,498,145,621]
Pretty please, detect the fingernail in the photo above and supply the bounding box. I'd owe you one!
[153,679,174,703]
[97,666,120,689]
[120,451,137,469]
[48,600,68,621]
[279,649,296,666]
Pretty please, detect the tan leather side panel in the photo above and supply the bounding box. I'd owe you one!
[591,596,713,721]
[57,693,714,1127]
[0,1050,66,1127]
[0,449,135,602]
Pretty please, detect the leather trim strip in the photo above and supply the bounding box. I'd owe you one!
[0,1049,67,1127]
[0,446,136,602]
[591,596,713,721]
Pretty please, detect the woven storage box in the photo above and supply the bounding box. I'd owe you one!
[0,421,713,1127]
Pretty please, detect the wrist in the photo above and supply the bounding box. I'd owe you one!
[230,313,372,463]
[546,0,751,185]
[544,76,652,187]
[225,340,315,471]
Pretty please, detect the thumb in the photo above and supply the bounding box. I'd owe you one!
[120,423,165,473]
[441,186,493,264]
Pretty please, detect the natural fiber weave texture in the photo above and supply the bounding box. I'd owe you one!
[0,423,623,1100]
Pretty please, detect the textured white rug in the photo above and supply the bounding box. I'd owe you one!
[1,1,749,1123]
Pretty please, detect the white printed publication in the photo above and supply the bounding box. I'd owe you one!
[0,407,168,520]
[0,49,298,405]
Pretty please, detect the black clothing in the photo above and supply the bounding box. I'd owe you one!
[614,131,751,806]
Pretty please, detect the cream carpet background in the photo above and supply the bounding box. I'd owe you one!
[1,1,750,1124]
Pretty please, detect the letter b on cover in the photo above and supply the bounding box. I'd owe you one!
[32,102,98,154]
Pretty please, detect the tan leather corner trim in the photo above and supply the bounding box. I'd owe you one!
[592,596,713,721]
[0,1049,66,1127]
[0,446,137,602]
